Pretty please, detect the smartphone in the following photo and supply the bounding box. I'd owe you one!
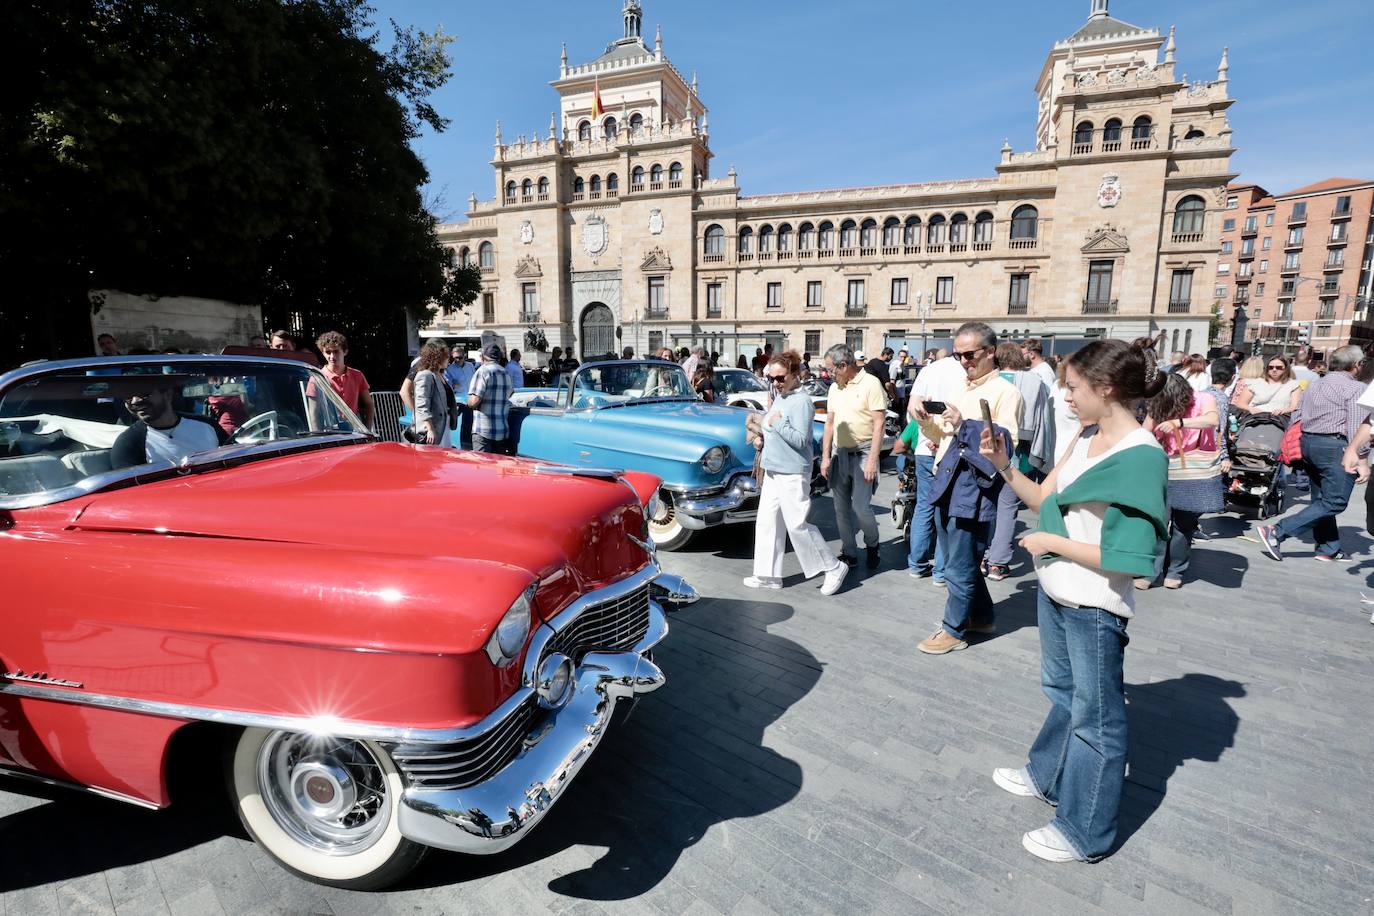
[980,398,994,429]
[922,399,947,414]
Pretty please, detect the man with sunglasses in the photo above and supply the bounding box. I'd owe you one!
[913,322,1022,655]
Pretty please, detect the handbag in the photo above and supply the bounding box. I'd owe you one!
[1278,420,1303,466]
[1167,427,1222,481]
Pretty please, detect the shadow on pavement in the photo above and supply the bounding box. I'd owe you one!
[1115,673,1245,852]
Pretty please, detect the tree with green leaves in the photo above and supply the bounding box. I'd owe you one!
[1,0,474,381]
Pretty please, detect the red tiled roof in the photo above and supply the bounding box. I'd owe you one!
[1278,177,1374,198]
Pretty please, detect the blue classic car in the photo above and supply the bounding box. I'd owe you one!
[511,360,761,550]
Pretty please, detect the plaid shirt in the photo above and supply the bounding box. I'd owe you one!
[468,361,512,440]
[1295,371,1368,439]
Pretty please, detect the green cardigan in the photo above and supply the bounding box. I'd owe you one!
[1037,443,1169,578]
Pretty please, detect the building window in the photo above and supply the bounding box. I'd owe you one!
[847,279,865,307]
[1214,285,1227,299]
[805,330,821,355]
[521,178,532,198]
[1217,263,1230,275]
[706,283,722,317]
[1262,236,1272,250]
[1244,216,1258,233]
[1131,115,1153,142]
[1010,205,1039,240]
[1259,259,1268,273]
[1239,262,1252,277]
[606,173,618,193]
[860,218,878,249]
[1169,270,1194,311]
[845,328,864,352]
[1332,222,1349,242]
[1221,241,1233,254]
[669,162,683,185]
[1283,252,1300,270]
[817,221,834,250]
[703,224,724,257]
[1335,195,1353,215]
[1256,282,1265,297]
[1265,213,1275,226]
[573,176,585,195]
[482,292,495,323]
[537,176,549,197]
[807,281,823,308]
[799,222,815,251]
[1103,118,1122,145]
[737,226,753,254]
[1327,249,1345,268]
[759,225,774,253]
[589,174,601,194]
[935,276,954,305]
[479,241,494,269]
[840,220,858,249]
[904,216,921,246]
[603,117,617,140]
[1173,196,1205,235]
[1086,260,1114,307]
[891,278,909,306]
[1222,218,1236,232]
[882,217,901,248]
[767,282,782,309]
[631,166,645,188]
[577,121,591,141]
[629,112,644,134]
[1227,196,1239,210]
[948,214,968,246]
[974,212,994,243]
[1291,202,1307,220]
[1287,227,1304,246]
[1008,273,1030,314]
[777,224,793,252]
[521,282,538,318]
[927,215,946,246]
[648,276,665,315]
[649,164,663,185]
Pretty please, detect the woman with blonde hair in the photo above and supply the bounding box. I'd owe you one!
[1234,355,1301,416]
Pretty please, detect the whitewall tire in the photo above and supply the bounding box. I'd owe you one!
[647,490,695,550]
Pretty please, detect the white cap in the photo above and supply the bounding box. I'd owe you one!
[899,346,909,352]
[855,350,866,360]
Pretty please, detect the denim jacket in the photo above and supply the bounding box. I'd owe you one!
[928,420,1012,522]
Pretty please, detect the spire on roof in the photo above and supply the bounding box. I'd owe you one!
[1164,25,1176,63]
[1218,46,1229,77]
[494,120,502,145]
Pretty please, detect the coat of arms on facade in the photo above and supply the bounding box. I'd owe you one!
[519,220,534,245]
[1097,173,1122,208]
[581,214,608,256]
[648,208,664,235]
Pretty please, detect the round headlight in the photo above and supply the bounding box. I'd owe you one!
[701,445,727,475]
[536,653,575,710]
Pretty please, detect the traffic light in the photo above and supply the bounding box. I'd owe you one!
[1251,338,1263,357]
[1297,322,1312,346]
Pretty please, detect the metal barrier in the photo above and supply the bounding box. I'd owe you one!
[371,391,408,442]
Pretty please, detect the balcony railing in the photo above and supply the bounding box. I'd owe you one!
[1331,204,1352,220]
[1171,232,1204,245]
[504,196,516,205]
[1284,237,1303,250]
[702,253,725,263]
[1101,139,1122,153]
[1288,210,1307,225]
[520,311,541,323]
[480,265,495,275]
[482,309,495,323]
[881,246,900,257]
[521,195,533,204]
[571,192,584,202]
[537,193,549,202]
[1234,293,1251,305]
[973,241,992,251]
[904,244,921,255]
[668,180,682,189]
[1241,223,1258,237]
[839,247,856,257]
[1008,303,1028,316]
[1082,298,1118,314]
[1329,231,1348,246]
[1008,238,1038,250]
[925,244,944,254]
[646,308,668,319]
[845,305,867,318]
[1320,283,1340,297]
[1238,247,1255,260]
[1167,299,1191,314]
[649,182,663,191]
[1318,303,1336,319]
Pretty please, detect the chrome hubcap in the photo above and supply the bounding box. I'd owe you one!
[649,494,676,530]
[258,732,389,855]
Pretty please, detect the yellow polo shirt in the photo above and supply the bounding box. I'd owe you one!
[918,369,1023,462]
[827,371,888,449]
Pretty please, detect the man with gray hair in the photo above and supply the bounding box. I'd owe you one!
[1259,344,1368,562]
[681,345,706,383]
[821,343,889,568]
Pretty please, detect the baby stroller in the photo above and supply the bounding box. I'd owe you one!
[1225,413,1287,519]
[890,459,918,540]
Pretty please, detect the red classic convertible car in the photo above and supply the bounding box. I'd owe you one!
[0,354,695,888]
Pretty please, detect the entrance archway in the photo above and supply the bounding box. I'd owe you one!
[580,303,615,360]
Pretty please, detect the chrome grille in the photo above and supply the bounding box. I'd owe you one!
[390,699,536,790]
[543,583,651,664]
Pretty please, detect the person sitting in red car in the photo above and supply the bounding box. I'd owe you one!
[111,380,226,469]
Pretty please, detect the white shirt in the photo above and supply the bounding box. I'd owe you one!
[1030,360,1056,390]
[910,357,967,449]
[1035,428,1161,619]
[144,418,221,464]
[505,361,525,389]
[1050,382,1080,464]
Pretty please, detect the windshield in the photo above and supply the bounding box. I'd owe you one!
[715,370,768,394]
[560,361,694,409]
[0,358,364,499]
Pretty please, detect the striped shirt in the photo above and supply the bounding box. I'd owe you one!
[1295,371,1368,439]
[468,362,513,440]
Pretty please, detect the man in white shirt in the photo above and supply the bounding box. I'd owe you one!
[111,382,222,468]
[1021,338,1057,389]
[903,352,968,583]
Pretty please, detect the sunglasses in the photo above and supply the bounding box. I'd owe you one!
[1267,364,1285,370]
[954,348,986,362]
[766,374,789,383]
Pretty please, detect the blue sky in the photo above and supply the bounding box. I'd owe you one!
[370,0,1374,220]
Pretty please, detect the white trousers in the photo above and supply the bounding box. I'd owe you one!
[753,471,839,580]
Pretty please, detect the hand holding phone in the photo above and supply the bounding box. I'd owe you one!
[921,399,947,415]
[980,398,994,431]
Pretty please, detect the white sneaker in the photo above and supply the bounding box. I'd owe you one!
[1022,824,1081,863]
[742,575,782,589]
[819,562,849,596]
[992,767,1037,798]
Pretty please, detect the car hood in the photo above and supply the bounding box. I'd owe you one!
[70,442,653,619]
[588,400,753,463]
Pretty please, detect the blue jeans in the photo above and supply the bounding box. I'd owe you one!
[1275,433,1355,556]
[935,505,993,638]
[908,454,945,578]
[1025,591,1129,861]
[1152,509,1201,582]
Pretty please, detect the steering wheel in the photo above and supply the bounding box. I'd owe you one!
[644,385,677,398]
[231,411,279,443]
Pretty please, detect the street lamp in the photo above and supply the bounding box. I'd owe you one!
[916,292,932,358]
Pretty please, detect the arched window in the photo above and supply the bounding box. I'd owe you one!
[631,165,645,187]
[1103,118,1122,143]
[882,217,901,247]
[1074,121,1094,147]
[589,175,601,194]
[1173,195,1206,235]
[479,242,494,269]
[927,214,946,246]
[949,213,969,245]
[1010,205,1039,239]
[777,223,793,252]
[505,180,517,200]
[818,221,834,250]
[537,176,549,196]
[650,163,663,184]
[840,219,858,248]
[704,224,724,256]
[974,211,994,242]
[903,216,921,246]
[799,222,815,251]
[603,117,618,140]
[1184,128,1205,140]
[669,162,683,184]
[577,121,591,141]
[859,218,877,248]
[759,225,774,253]
[629,112,644,134]
[738,226,753,254]
[573,176,585,194]
[606,173,618,192]
[520,178,532,198]
[1131,115,1152,140]
[458,246,471,268]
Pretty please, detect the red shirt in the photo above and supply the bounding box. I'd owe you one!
[321,366,369,412]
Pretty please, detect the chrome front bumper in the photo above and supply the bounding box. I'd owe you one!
[672,472,759,529]
[397,600,669,855]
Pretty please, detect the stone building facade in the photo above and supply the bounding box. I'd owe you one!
[434,0,1236,364]
[1217,179,1374,354]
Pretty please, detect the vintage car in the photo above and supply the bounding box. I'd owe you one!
[510,360,764,550]
[711,367,772,410]
[0,354,695,889]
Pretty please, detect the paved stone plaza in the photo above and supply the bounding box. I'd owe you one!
[3,468,1373,915]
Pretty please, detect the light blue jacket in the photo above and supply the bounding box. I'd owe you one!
[759,388,814,474]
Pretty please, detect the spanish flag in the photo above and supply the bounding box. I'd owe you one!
[591,77,604,120]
